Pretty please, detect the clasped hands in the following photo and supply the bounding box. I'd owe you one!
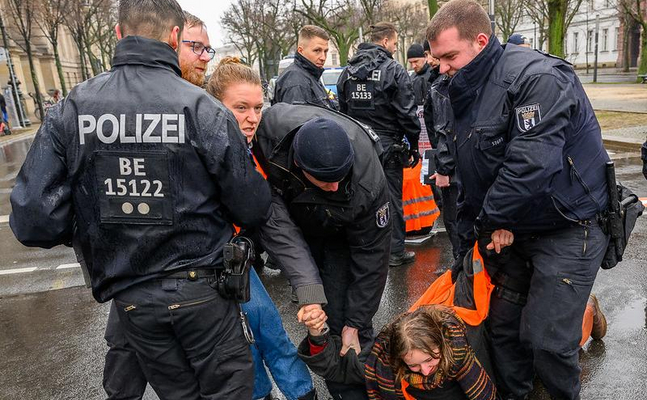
[298,304,361,356]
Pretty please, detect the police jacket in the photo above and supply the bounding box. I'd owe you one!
[9,36,271,302]
[272,52,336,110]
[253,103,391,328]
[412,62,436,106]
[427,75,456,178]
[337,43,420,150]
[446,36,609,240]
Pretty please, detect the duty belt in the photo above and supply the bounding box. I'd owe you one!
[164,268,219,281]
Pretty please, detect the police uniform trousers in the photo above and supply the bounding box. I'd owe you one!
[111,275,254,400]
[104,301,147,400]
[440,184,460,260]
[481,221,609,400]
[380,135,406,256]
[308,235,376,400]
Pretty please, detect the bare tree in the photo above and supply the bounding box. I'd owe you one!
[34,0,68,95]
[86,0,117,72]
[618,0,647,78]
[495,0,525,42]
[297,0,383,65]
[526,0,583,55]
[222,0,260,68]
[3,0,45,119]
[378,0,429,65]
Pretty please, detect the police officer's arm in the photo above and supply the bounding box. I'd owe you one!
[392,65,421,150]
[195,105,271,228]
[343,194,391,330]
[276,84,313,106]
[336,69,349,114]
[259,190,328,306]
[10,103,74,247]
[478,71,577,231]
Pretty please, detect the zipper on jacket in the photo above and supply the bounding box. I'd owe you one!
[567,156,602,211]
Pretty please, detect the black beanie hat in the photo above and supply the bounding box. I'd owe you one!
[407,43,425,59]
[293,118,354,183]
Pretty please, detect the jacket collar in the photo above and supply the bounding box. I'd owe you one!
[448,35,503,116]
[112,36,182,77]
[347,43,392,80]
[294,52,325,80]
[416,62,430,76]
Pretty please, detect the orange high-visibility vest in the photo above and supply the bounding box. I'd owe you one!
[402,164,439,232]
[400,243,494,399]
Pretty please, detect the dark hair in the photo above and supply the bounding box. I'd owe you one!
[118,0,185,41]
[184,11,206,30]
[206,57,262,101]
[426,0,492,43]
[388,305,457,382]
[299,25,330,43]
[369,22,397,43]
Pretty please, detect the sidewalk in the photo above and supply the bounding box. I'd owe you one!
[0,124,41,145]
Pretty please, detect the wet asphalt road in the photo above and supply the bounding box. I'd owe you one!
[0,136,646,400]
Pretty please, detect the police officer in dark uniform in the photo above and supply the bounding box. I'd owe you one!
[272,25,336,109]
[253,104,391,400]
[407,43,434,106]
[337,22,421,267]
[427,1,610,399]
[9,1,270,398]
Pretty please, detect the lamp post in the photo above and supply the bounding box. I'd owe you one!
[489,0,495,35]
[0,11,29,127]
[593,14,600,83]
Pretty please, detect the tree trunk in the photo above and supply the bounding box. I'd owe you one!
[428,0,438,19]
[337,40,352,66]
[622,22,630,72]
[53,42,68,96]
[25,41,45,120]
[84,33,100,75]
[75,37,89,81]
[638,23,647,79]
[548,0,567,57]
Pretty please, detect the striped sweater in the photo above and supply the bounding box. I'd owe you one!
[365,313,497,400]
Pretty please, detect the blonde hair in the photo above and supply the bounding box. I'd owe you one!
[206,57,262,100]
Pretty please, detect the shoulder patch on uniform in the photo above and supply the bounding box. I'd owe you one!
[515,103,542,132]
[376,202,390,228]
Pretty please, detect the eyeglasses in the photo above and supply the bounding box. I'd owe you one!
[182,40,216,60]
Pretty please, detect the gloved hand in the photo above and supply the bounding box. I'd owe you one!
[408,149,420,168]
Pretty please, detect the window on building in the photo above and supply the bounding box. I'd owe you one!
[332,52,338,66]
[613,27,619,50]
[604,0,610,7]
[589,0,595,12]
[587,30,594,53]
[529,38,534,49]
[602,28,608,51]
[573,32,579,54]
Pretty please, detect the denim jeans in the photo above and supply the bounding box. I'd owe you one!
[242,269,314,400]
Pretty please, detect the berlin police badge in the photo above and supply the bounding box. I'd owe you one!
[376,202,390,228]
[515,103,542,132]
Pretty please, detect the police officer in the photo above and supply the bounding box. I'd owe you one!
[9,1,271,399]
[101,11,219,400]
[427,1,610,399]
[253,104,391,399]
[272,25,336,109]
[407,43,434,106]
[337,22,421,267]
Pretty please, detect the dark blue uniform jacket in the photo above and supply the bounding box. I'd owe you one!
[446,36,609,244]
[10,37,271,302]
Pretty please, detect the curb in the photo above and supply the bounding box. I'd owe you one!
[603,135,644,152]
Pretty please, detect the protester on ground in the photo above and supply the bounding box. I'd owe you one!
[253,103,391,399]
[207,56,318,400]
[272,25,336,109]
[337,22,421,267]
[10,2,271,398]
[427,1,610,398]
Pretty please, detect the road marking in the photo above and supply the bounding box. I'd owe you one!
[0,215,8,224]
[0,267,38,275]
[56,263,80,270]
